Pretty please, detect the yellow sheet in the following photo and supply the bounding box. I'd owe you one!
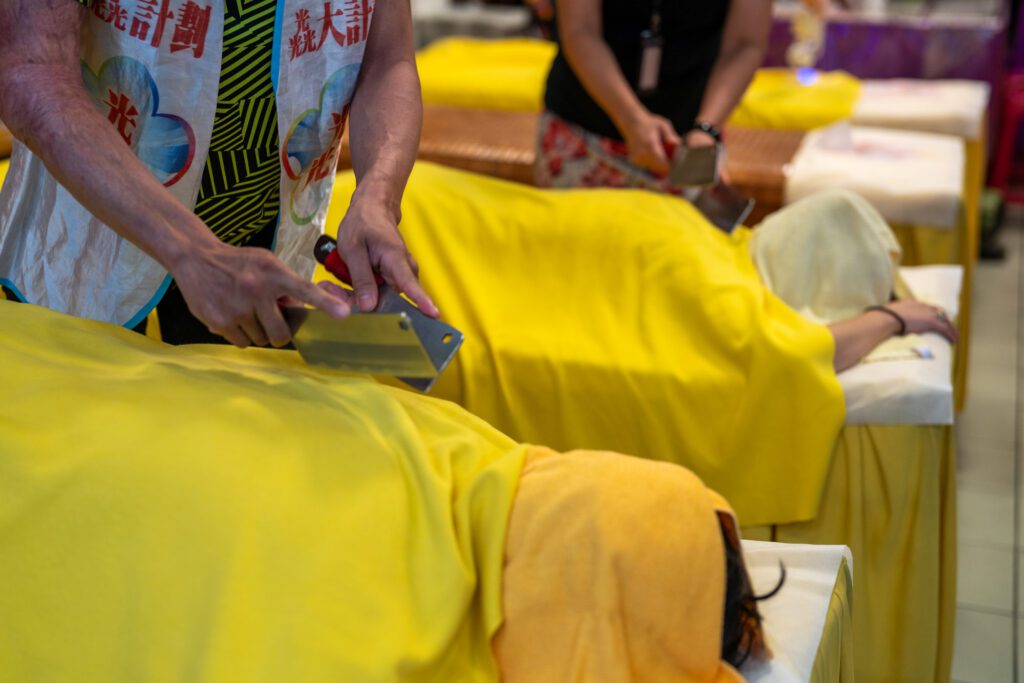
[0,300,527,683]
[745,424,956,683]
[417,38,556,113]
[325,163,845,527]
[728,69,862,131]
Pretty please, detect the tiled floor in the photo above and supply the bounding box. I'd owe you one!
[952,209,1022,683]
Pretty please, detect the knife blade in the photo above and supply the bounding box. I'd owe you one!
[284,306,440,379]
[282,236,464,392]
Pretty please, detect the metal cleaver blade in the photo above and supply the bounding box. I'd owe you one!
[283,287,464,392]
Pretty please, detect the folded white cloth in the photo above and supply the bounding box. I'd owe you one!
[853,79,991,140]
[785,123,965,230]
[740,541,854,683]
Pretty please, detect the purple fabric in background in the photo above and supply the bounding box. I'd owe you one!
[764,9,1007,83]
[1012,1,1024,68]
[763,4,1009,153]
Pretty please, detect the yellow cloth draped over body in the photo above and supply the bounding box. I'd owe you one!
[0,301,526,683]
[728,69,862,131]
[0,301,753,683]
[325,163,845,527]
[417,38,555,113]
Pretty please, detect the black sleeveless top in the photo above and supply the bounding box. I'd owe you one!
[544,0,730,141]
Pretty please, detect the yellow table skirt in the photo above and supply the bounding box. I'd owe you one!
[745,424,956,683]
[813,556,855,683]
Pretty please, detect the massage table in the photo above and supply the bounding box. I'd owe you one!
[342,106,973,413]
[326,163,957,683]
[746,264,961,683]
[337,104,792,222]
[414,40,979,267]
[413,40,985,410]
[742,542,854,683]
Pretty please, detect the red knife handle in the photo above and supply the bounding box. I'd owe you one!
[314,235,385,287]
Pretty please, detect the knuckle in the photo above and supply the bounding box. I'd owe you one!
[237,271,263,296]
[206,313,230,331]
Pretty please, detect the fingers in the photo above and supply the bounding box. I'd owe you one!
[256,301,293,348]
[285,275,351,318]
[641,137,670,174]
[340,242,380,312]
[219,325,253,349]
[934,308,959,344]
[239,316,270,348]
[656,117,682,147]
[316,280,355,306]
[380,251,440,319]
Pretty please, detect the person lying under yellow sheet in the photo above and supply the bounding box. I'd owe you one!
[325,163,956,528]
[0,300,773,683]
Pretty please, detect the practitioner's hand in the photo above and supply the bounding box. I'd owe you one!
[685,129,730,184]
[335,192,440,318]
[887,300,959,344]
[684,128,717,148]
[623,111,681,175]
[173,242,352,348]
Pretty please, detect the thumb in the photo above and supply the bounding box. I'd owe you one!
[657,118,682,146]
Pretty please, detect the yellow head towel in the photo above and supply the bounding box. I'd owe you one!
[417,37,556,112]
[495,449,745,683]
[729,68,861,131]
[749,188,902,324]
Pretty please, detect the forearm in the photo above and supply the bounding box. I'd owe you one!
[0,66,218,272]
[695,42,763,127]
[827,311,900,373]
[562,33,647,137]
[348,47,421,221]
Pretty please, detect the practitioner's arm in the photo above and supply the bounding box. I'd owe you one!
[0,0,348,347]
[341,0,438,317]
[828,300,958,373]
[557,0,680,174]
[687,0,771,148]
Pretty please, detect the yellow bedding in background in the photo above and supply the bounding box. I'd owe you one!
[417,38,555,112]
[729,69,862,131]
[326,163,845,527]
[0,301,526,683]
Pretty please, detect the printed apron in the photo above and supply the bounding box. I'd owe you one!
[0,0,373,327]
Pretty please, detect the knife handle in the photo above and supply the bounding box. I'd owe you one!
[314,235,385,287]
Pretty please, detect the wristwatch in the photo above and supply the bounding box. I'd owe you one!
[691,121,723,143]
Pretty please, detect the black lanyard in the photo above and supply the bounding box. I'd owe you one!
[649,0,663,37]
[638,0,665,95]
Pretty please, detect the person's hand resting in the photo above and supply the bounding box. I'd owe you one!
[623,111,681,175]
[335,191,440,318]
[886,300,959,344]
[172,242,352,348]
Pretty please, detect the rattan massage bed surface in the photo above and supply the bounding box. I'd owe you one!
[341,106,801,225]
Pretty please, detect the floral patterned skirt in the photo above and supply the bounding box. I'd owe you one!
[534,111,688,196]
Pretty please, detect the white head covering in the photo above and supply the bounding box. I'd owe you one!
[749,189,903,324]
